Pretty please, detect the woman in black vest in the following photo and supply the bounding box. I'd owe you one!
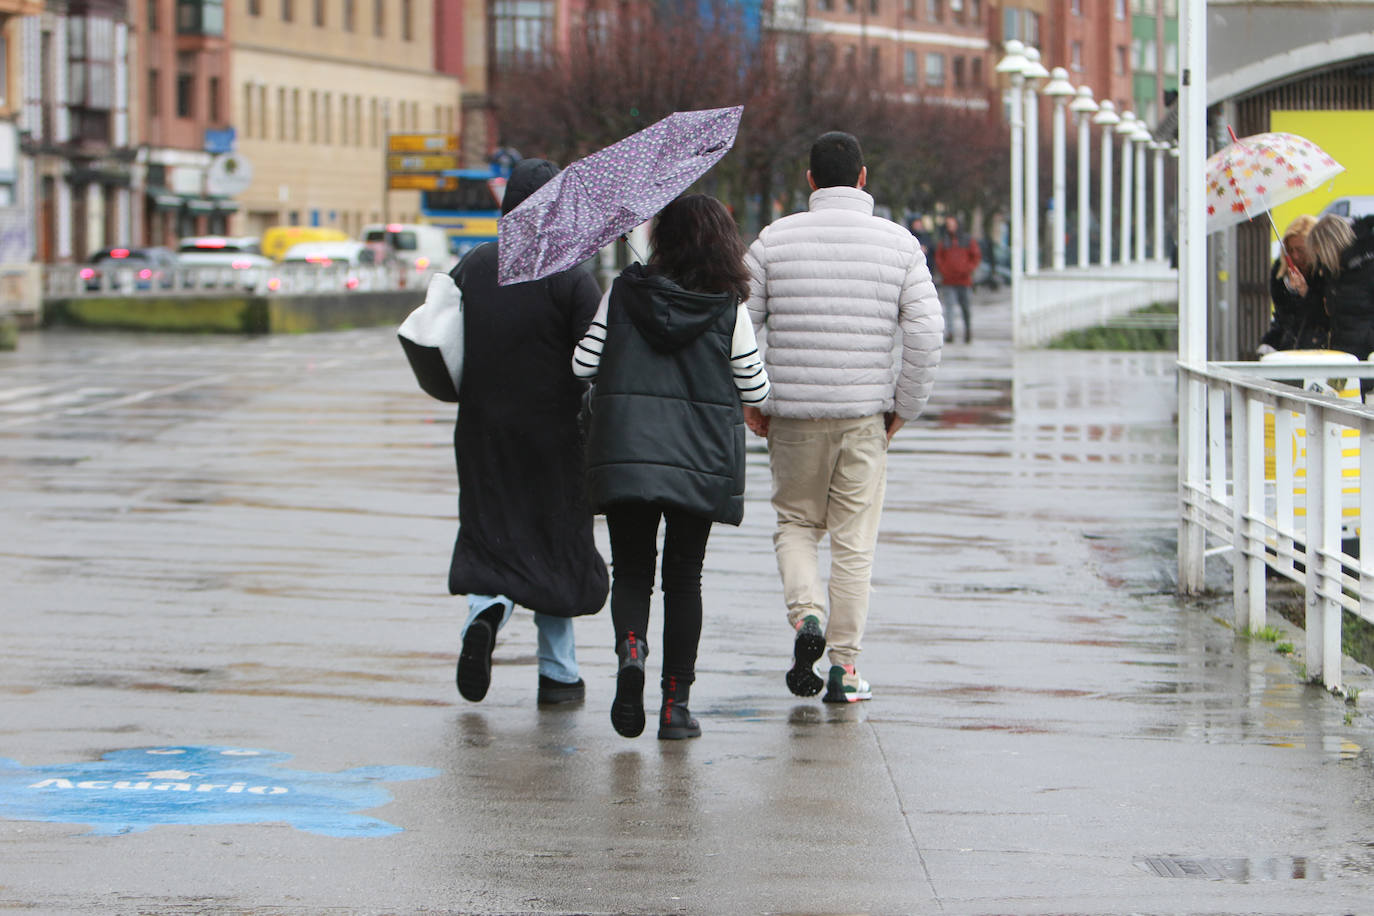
[573,195,770,739]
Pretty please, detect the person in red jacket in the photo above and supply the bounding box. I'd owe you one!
[934,215,981,343]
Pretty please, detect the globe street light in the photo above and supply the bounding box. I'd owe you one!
[1093,100,1119,268]
[1068,85,1099,268]
[1132,123,1153,262]
[1116,111,1138,266]
[1021,47,1049,275]
[1042,67,1075,271]
[996,40,1029,314]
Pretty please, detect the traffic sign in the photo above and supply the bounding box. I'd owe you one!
[387,133,459,154]
[387,154,460,173]
[387,174,458,191]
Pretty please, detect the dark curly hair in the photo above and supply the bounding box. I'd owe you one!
[648,194,750,301]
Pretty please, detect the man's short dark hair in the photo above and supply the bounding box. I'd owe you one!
[809,131,864,189]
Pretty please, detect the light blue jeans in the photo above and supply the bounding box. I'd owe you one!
[463,594,579,684]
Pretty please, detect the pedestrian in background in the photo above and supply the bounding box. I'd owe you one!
[448,158,608,706]
[1310,214,1374,365]
[1256,214,1327,355]
[934,215,981,344]
[574,193,770,740]
[743,131,943,704]
[908,215,933,262]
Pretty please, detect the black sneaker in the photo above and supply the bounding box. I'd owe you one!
[456,604,502,702]
[786,614,826,697]
[537,675,586,705]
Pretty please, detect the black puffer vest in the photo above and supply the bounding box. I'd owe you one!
[585,264,746,526]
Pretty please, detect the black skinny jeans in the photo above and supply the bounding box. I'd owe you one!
[605,503,712,683]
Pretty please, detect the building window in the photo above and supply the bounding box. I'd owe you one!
[844,0,856,13]
[969,0,980,24]
[293,88,301,140]
[492,1,554,66]
[1115,44,1127,75]
[1114,0,1125,19]
[870,0,879,12]
[925,51,944,87]
[208,75,220,122]
[1002,6,1017,41]
[309,91,318,143]
[147,68,159,116]
[344,0,355,30]
[374,0,384,36]
[903,48,917,84]
[1026,11,1039,44]
[148,0,158,30]
[1071,40,1083,72]
[970,56,982,85]
[277,87,286,138]
[817,0,833,9]
[402,0,412,40]
[176,72,194,118]
[1165,42,1178,72]
[904,0,915,15]
[1071,0,1081,13]
[843,44,856,73]
[258,85,267,137]
[314,0,325,25]
[354,96,363,145]
[177,1,224,36]
[282,0,293,22]
[926,0,941,22]
[867,45,880,77]
[242,82,253,137]
[953,55,965,88]
[249,0,261,14]
[370,97,378,146]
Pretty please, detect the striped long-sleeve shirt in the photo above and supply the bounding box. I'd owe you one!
[573,288,771,405]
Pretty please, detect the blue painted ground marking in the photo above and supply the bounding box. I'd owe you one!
[0,746,439,837]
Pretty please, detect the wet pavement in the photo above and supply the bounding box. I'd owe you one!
[2,290,1373,914]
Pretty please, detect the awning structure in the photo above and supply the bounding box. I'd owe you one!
[145,187,240,213]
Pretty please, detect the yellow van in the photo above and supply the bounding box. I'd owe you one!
[260,226,350,262]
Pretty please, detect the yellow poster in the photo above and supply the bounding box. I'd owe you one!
[1269,110,1374,236]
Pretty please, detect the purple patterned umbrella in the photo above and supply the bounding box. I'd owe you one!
[497,106,744,286]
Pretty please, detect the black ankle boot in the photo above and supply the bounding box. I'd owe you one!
[658,675,701,740]
[610,632,647,738]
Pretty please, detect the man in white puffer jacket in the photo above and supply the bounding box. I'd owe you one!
[743,131,943,704]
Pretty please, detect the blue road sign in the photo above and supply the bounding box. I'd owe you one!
[0,746,438,837]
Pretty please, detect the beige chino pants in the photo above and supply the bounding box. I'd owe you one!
[766,414,888,668]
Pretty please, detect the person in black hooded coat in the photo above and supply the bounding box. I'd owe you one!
[1311,214,1374,369]
[448,158,608,706]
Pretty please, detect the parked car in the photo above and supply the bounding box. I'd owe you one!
[1319,197,1374,220]
[361,223,453,275]
[274,240,379,292]
[176,236,273,291]
[261,225,350,261]
[81,246,178,292]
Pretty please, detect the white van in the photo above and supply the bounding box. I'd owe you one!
[1319,197,1374,220]
[361,223,453,276]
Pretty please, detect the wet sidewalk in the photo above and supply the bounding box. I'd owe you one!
[1,290,1373,915]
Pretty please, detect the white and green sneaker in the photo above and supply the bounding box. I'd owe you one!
[822,664,872,703]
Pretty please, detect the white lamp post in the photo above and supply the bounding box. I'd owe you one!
[996,41,1029,320]
[1152,140,1167,263]
[1021,48,1049,275]
[1069,86,1098,268]
[1133,124,1151,263]
[1093,100,1119,268]
[1043,67,1075,271]
[1116,111,1137,266]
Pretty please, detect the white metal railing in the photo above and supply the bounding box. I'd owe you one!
[43,262,436,299]
[1179,359,1374,692]
[1016,262,1178,348]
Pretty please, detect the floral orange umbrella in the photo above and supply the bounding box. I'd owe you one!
[1205,129,1344,237]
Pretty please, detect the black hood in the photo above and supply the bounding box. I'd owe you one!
[616,263,737,353]
[501,159,560,215]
